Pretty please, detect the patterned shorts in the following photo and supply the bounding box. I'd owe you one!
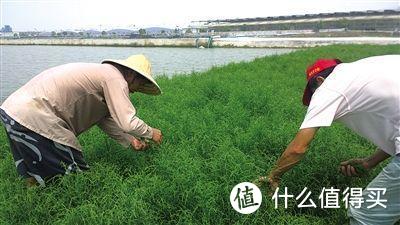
[0,109,89,186]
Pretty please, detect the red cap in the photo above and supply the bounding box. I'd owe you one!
[302,59,341,106]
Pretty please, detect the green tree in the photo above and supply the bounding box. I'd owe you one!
[138,28,146,35]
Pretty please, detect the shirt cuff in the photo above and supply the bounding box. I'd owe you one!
[119,133,135,148]
[145,126,153,140]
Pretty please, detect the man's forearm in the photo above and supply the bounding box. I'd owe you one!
[269,142,307,179]
[364,148,391,169]
[98,117,133,147]
[269,128,317,180]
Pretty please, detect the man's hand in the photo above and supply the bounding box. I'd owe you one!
[254,175,280,196]
[151,128,163,145]
[339,158,371,177]
[131,138,148,151]
[267,175,280,193]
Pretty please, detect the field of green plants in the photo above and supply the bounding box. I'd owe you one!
[1,45,399,225]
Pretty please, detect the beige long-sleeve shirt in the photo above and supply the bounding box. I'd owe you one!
[0,63,153,151]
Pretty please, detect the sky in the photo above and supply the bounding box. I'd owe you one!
[1,0,399,31]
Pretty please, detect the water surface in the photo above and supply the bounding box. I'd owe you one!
[0,45,293,102]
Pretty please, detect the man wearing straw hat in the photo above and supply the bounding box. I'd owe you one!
[258,55,400,224]
[0,54,163,187]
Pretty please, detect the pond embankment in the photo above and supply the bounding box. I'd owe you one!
[1,37,399,48]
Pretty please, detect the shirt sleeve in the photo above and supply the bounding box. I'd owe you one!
[97,116,135,147]
[300,87,345,129]
[102,77,153,139]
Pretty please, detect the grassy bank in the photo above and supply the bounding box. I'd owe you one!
[1,45,399,225]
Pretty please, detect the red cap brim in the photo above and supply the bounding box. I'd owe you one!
[302,82,312,106]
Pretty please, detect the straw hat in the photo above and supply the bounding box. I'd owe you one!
[102,54,161,95]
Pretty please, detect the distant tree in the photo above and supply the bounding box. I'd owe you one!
[62,31,68,36]
[78,32,84,36]
[13,33,19,38]
[185,29,192,34]
[161,30,166,34]
[51,31,56,37]
[101,31,107,36]
[138,28,146,35]
[1,25,12,32]
[173,28,181,37]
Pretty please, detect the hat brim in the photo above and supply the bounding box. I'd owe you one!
[102,59,162,96]
[302,81,312,106]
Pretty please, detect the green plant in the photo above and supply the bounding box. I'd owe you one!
[0,44,399,224]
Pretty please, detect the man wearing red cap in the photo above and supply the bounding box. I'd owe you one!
[258,55,400,224]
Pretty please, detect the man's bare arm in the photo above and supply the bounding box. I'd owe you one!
[268,127,318,180]
[364,148,391,169]
[256,127,319,194]
[340,148,391,176]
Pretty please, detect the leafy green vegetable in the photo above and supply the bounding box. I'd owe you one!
[349,161,369,176]
[0,44,398,224]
